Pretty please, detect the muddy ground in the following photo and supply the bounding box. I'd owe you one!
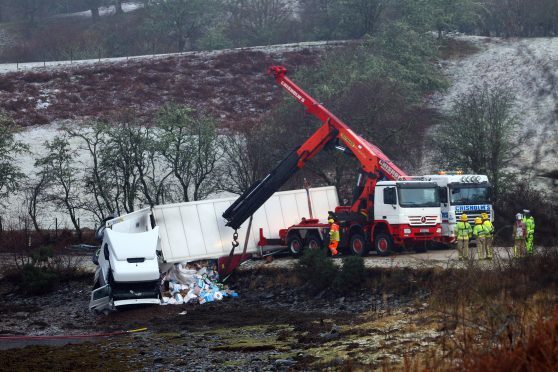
[0,261,450,371]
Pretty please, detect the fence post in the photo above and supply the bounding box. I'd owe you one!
[55,218,58,238]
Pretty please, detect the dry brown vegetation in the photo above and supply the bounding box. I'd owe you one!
[0,47,325,127]
[400,250,558,371]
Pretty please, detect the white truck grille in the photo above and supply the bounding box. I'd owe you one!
[409,216,438,226]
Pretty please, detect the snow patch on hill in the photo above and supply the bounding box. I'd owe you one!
[56,1,144,19]
[428,36,558,176]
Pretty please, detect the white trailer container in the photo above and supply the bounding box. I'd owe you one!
[89,186,338,312]
[153,186,339,263]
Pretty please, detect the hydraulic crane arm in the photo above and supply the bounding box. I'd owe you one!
[222,121,336,230]
[268,66,407,181]
[223,66,408,230]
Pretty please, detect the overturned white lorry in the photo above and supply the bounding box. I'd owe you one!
[89,186,339,312]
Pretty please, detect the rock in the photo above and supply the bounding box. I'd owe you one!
[275,359,296,366]
[262,293,274,300]
[314,291,325,300]
[332,358,344,365]
[338,297,345,303]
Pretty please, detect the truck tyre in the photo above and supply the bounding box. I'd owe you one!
[349,234,369,256]
[305,234,322,251]
[375,233,393,256]
[287,235,304,257]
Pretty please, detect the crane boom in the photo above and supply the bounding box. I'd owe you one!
[223,66,408,230]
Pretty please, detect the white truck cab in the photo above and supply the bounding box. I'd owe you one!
[372,181,442,251]
[90,209,161,313]
[419,174,493,244]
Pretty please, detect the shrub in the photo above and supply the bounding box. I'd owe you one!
[463,308,558,371]
[20,264,60,295]
[296,248,338,292]
[4,243,87,294]
[333,256,366,293]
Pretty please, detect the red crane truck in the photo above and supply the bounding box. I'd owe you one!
[223,66,441,256]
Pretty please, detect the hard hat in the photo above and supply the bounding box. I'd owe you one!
[481,212,488,220]
[523,209,530,215]
[474,217,482,224]
[328,218,334,224]
[516,213,523,220]
[460,214,468,221]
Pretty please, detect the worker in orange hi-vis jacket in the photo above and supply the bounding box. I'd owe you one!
[328,218,340,256]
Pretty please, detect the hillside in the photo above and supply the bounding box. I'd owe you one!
[429,36,558,179]
[0,42,341,127]
[1,36,557,229]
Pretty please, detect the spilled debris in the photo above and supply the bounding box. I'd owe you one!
[161,261,238,306]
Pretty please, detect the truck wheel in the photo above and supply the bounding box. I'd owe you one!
[375,233,393,256]
[287,235,304,257]
[305,234,322,251]
[350,234,369,256]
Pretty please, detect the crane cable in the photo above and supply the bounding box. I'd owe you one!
[0,327,147,341]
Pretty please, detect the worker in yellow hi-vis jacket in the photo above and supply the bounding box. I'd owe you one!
[455,214,472,260]
[481,212,494,260]
[473,217,489,260]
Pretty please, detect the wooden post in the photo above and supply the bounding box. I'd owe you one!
[55,218,58,238]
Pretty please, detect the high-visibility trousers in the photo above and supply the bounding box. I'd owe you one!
[456,237,469,259]
[328,240,339,255]
[514,238,526,258]
[476,235,487,259]
[485,235,493,259]
[526,233,534,254]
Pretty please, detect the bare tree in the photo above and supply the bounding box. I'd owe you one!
[0,113,28,206]
[36,136,83,239]
[15,0,49,25]
[157,104,221,202]
[126,124,173,207]
[114,0,124,14]
[66,122,116,220]
[147,0,219,51]
[432,84,523,200]
[226,0,294,44]
[24,172,50,232]
[99,122,143,213]
[219,123,271,194]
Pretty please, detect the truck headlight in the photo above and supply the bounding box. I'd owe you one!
[436,228,442,234]
[404,228,411,235]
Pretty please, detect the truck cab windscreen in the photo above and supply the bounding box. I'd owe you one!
[397,186,439,208]
[450,185,491,205]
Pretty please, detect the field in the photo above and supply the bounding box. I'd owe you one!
[1,247,557,370]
